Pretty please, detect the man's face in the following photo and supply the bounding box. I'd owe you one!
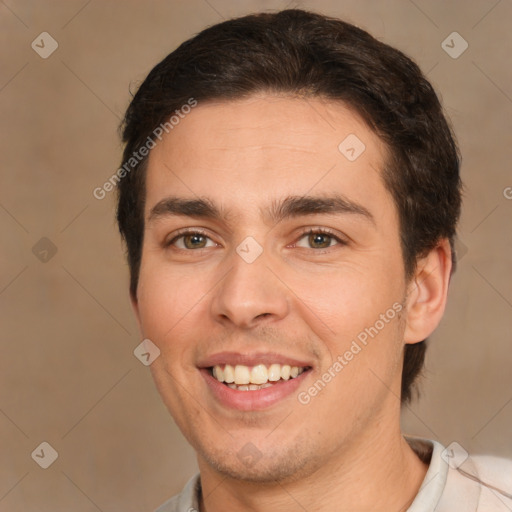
[133,95,410,481]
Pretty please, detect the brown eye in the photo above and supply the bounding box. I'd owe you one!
[295,230,342,250]
[183,233,207,249]
[168,231,216,250]
[308,232,333,249]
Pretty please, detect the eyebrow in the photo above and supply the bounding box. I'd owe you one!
[148,194,375,226]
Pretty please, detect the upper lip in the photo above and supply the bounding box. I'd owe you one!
[197,351,313,369]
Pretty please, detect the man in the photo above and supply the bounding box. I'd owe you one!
[116,9,512,512]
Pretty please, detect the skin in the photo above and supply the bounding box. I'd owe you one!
[131,94,452,511]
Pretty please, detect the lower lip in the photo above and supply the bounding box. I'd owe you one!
[200,369,310,411]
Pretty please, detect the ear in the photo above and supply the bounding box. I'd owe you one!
[130,289,143,335]
[403,238,453,344]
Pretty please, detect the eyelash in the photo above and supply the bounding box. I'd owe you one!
[165,227,347,252]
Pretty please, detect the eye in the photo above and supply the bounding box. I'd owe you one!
[294,229,345,250]
[167,230,217,250]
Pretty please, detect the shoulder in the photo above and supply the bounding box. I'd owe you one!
[442,452,512,511]
[470,453,512,505]
[470,453,512,485]
[406,438,512,512]
[154,474,201,512]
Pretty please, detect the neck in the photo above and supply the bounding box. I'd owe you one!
[197,423,428,512]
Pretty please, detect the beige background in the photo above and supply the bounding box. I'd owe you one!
[1,0,511,510]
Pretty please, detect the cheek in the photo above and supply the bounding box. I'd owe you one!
[136,262,211,351]
[288,259,405,395]
[289,260,402,337]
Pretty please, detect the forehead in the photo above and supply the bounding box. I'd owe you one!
[144,94,392,219]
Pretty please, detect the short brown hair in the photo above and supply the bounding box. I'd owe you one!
[117,9,462,403]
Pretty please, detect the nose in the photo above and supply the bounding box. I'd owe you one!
[210,247,289,329]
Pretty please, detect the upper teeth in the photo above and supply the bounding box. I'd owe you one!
[212,364,304,385]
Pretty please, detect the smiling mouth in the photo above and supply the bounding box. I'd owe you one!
[209,363,310,391]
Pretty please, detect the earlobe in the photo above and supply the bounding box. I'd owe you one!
[403,239,453,344]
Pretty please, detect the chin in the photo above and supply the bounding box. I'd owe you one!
[198,439,322,484]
